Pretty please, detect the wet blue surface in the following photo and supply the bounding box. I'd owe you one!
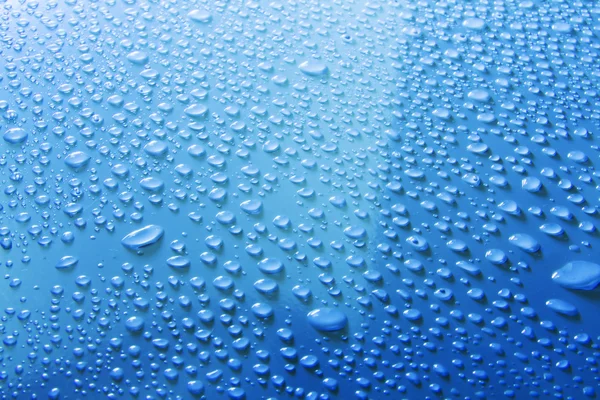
[0,0,600,399]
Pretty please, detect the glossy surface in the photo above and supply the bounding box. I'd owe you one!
[0,0,599,399]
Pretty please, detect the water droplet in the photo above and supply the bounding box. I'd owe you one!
[307,308,348,332]
[552,261,600,290]
[299,60,328,76]
[121,225,165,252]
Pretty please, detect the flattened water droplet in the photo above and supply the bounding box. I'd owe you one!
[121,225,165,252]
[521,177,542,193]
[3,128,27,144]
[299,60,328,76]
[125,316,145,333]
[188,9,212,23]
[167,256,191,270]
[486,249,508,265]
[240,200,263,215]
[552,261,600,290]
[126,51,149,65]
[546,299,578,316]
[251,303,274,319]
[508,233,540,253]
[184,103,209,119]
[258,258,284,274]
[55,256,78,270]
[343,226,366,240]
[307,308,348,332]
[467,89,491,102]
[64,151,91,170]
[463,17,486,30]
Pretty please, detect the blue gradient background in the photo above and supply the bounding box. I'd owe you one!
[0,0,599,399]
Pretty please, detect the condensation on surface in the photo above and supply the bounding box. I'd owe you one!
[0,0,600,399]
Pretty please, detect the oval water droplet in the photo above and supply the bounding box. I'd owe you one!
[307,308,348,332]
[121,225,165,252]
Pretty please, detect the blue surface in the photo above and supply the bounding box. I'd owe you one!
[0,0,600,399]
